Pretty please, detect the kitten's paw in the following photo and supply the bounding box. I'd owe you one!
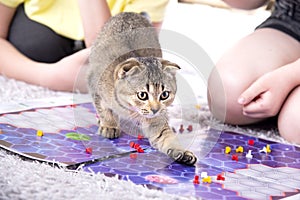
[98,126,120,139]
[167,149,197,166]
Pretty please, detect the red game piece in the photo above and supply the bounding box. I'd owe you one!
[187,125,193,132]
[85,147,92,154]
[137,148,144,153]
[193,175,200,184]
[130,141,135,148]
[137,134,143,140]
[179,124,184,133]
[217,174,225,181]
[248,139,254,146]
[130,153,137,159]
[133,143,140,149]
[70,104,77,108]
[232,154,238,161]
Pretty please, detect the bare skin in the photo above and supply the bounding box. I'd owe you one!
[0,1,163,92]
[208,26,300,144]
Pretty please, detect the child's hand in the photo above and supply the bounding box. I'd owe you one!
[237,67,293,118]
[48,48,90,92]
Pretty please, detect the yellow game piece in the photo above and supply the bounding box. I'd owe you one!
[266,145,271,153]
[202,176,212,184]
[225,146,231,154]
[195,104,201,110]
[36,130,43,137]
[235,146,244,153]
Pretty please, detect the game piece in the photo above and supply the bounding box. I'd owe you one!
[232,154,238,161]
[195,104,201,110]
[248,139,254,146]
[133,143,140,149]
[179,124,184,133]
[217,174,225,181]
[260,146,267,153]
[193,175,200,184]
[70,104,77,108]
[202,176,212,184]
[266,144,271,153]
[130,141,135,148]
[225,146,231,154]
[246,150,253,159]
[36,130,43,137]
[200,172,208,178]
[187,125,193,132]
[137,148,144,153]
[130,153,137,159]
[0,129,3,134]
[235,146,244,153]
[137,134,143,140]
[85,147,92,154]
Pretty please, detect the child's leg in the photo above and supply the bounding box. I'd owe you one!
[207,28,300,125]
[278,86,300,144]
[8,4,85,63]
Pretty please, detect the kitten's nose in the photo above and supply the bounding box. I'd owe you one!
[151,108,159,114]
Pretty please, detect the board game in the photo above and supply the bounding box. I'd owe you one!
[0,96,299,200]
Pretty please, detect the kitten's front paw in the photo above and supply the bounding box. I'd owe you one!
[167,149,197,166]
[98,126,120,139]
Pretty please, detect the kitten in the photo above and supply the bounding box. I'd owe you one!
[87,12,197,165]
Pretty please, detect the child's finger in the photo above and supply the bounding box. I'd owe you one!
[238,81,265,105]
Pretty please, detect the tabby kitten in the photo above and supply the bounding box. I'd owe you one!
[87,12,197,165]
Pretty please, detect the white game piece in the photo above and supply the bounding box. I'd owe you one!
[246,150,253,159]
[200,172,208,178]
[260,147,267,153]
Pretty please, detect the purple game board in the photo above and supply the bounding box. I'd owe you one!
[0,101,299,200]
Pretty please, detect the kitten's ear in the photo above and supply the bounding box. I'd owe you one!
[115,58,142,79]
[160,59,180,75]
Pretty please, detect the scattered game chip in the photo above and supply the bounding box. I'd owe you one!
[179,125,184,133]
[232,154,238,161]
[225,146,231,154]
[217,174,225,181]
[235,146,244,153]
[200,172,208,178]
[193,175,200,184]
[187,125,193,132]
[246,150,253,159]
[137,134,143,140]
[202,176,212,184]
[85,147,92,154]
[248,139,255,146]
[36,130,43,137]
[195,104,201,110]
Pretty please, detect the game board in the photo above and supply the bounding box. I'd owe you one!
[0,96,300,200]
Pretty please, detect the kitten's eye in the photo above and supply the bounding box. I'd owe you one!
[137,91,148,101]
[160,91,170,101]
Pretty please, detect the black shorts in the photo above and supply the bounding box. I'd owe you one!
[8,4,85,63]
[256,0,300,42]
